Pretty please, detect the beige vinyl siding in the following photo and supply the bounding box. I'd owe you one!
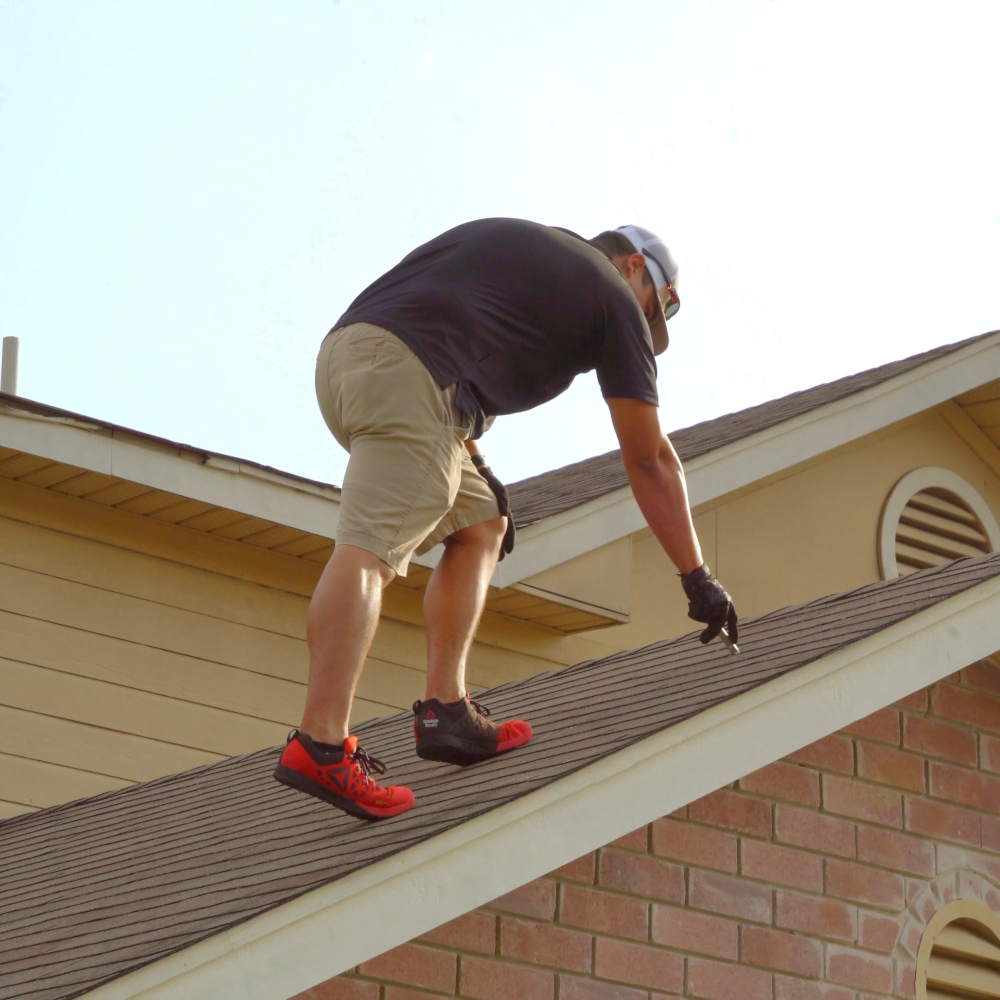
[0,476,611,815]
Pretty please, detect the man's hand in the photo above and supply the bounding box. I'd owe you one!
[680,564,739,645]
[476,463,515,560]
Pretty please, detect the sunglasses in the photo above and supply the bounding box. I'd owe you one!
[659,283,680,321]
[642,246,681,322]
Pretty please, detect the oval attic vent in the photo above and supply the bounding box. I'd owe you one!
[878,467,1000,580]
[896,488,991,575]
[918,901,1000,999]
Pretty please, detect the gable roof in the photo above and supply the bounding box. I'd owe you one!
[1,331,998,593]
[509,329,1000,527]
[4,552,1000,1000]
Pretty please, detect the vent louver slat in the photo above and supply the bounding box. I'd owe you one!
[926,920,1000,999]
[895,489,991,575]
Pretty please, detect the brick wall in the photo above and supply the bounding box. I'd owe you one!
[292,658,1000,1000]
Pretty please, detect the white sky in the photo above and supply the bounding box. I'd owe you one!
[1,1,998,487]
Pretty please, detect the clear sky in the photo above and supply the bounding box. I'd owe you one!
[1,1,998,487]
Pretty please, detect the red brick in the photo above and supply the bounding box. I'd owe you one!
[689,869,773,923]
[786,734,854,774]
[612,826,648,851]
[857,825,935,875]
[857,742,926,791]
[383,987,451,1000]
[964,659,1000,693]
[551,852,596,884]
[490,878,557,919]
[775,890,856,941]
[741,840,823,892]
[822,774,902,826]
[290,977,380,1000]
[930,762,1000,811]
[858,909,903,952]
[896,689,929,710]
[652,904,738,959]
[981,734,1000,772]
[897,959,917,999]
[741,925,822,977]
[905,795,980,846]
[650,817,737,872]
[559,885,648,940]
[359,943,456,992]
[420,910,496,953]
[460,955,554,1000]
[775,804,856,858]
[388,988,471,1000]
[905,714,978,765]
[500,917,591,972]
[982,813,1000,852]
[826,944,893,993]
[559,976,647,1000]
[740,761,821,807]
[932,683,1000,733]
[593,938,684,993]
[687,957,771,1000]
[688,789,772,837]
[598,848,684,903]
[774,975,854,1000]
[843,707,900,745]
[824,859,905,909]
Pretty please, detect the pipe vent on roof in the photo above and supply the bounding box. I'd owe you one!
[918,902,1000,999]
[879,467,1000,580]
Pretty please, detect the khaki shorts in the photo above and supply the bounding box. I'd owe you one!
[315,323,501,575]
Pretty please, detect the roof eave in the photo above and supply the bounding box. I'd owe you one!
[77,569,1000,1000]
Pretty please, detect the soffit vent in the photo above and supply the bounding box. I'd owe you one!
[879,467,1000,580]
[919,903,1000,999]
[896,488,991,575]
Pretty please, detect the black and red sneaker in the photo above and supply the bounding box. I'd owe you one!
[413,695,533,766]
[273,731,415,820]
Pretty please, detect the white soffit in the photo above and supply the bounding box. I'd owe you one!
[79,572,1000,1000]
[0,404,342,540]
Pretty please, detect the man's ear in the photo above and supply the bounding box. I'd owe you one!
[623,252,646,279]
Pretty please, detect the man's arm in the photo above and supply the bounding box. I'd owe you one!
[606,397,702,573]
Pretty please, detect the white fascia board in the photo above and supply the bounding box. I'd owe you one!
[80,573,1000,1000]
[0,407,342,540]
[494,334,1000,586]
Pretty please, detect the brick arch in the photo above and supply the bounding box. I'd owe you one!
[894,869,1000,998]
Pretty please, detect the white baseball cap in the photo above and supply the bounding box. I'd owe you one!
[615,224,679,354]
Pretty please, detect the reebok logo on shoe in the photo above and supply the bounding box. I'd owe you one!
[412,696,532,766]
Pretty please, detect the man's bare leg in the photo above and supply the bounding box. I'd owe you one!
[423,516,506,701]
[299,543,395,745]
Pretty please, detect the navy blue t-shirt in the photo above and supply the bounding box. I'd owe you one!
[334,218,658,437]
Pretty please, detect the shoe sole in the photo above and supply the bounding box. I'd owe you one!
[273,764,411,820]
[415,730,532,767]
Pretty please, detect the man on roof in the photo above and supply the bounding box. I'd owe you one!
[274,218,739,820]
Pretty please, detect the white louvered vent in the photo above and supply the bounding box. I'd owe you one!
[895,487,992,575]
[925,918,1000,998]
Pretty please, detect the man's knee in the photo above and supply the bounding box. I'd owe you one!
[332,542,397,588]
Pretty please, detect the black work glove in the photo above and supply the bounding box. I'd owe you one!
[475,464,515,560]
[680,564,738,645]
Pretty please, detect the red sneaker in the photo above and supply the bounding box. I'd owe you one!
[413,696,533,766]
[273,731,415,820]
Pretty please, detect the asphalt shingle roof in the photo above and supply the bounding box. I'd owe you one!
[3,553,1000,1000]
[508,330,998,526]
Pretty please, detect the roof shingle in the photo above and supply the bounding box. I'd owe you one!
[508,330,999,526]
[3,553,1000,1000]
